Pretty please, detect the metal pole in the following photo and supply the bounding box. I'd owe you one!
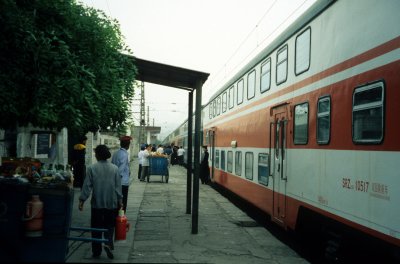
[186,91,193,214]
[192,81,202,234]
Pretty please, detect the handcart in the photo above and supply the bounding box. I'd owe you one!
[148,156,169,183]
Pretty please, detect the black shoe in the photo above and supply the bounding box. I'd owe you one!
[104,246,114,259]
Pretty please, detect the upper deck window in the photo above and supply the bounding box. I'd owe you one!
[216,96,221,116]
[247,70,256,100]
[276,45,288,85]
[228,86,234,109]
[260,59,271,93]
[352,81,384,144]
[237,79,244,105]
[295,27,311,75]
[222,91,227,113]
[212,100,216,117]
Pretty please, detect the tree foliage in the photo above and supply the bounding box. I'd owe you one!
[0,0,137,135]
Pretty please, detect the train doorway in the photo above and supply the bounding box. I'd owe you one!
[207,130,216,180]
[271,111,288,226]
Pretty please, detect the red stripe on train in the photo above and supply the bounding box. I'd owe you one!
[213,170,400,247]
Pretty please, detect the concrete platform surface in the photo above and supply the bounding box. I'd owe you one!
[66,159,309,264]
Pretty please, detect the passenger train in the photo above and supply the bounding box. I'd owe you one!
[165,0,400,259]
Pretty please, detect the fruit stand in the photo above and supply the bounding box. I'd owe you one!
[0,157,75,262]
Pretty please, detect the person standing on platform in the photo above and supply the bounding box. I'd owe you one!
[137,145,145,180]
[71,135,87,189]
[140,144,151,182]
[177,146,185,166]
[200,145,210,184]
[111,136,131,213]
[79,144,123,259]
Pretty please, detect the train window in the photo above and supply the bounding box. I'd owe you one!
[317,96,331,144]
[260,58,271,93]
[258,153,269,186]
[215,150,220,169]
[221,150,226,171]
[222,92,227,113]
[228,86,234,109]
[213,100,216,117]
[216,96,221,116]
[235,151,242,176]
[295,27,311,76]
[237,79,244,105]
[245,152,253,180]
[352,81,384,144]
[294,102,309,144]
[227,151,233,173]
[276,45,288,85]
[247,70,256,100]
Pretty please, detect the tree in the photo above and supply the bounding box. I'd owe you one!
[0,0,137,135]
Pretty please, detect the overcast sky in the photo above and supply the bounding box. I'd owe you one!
[79,0,316,140]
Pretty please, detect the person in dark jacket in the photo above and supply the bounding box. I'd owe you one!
[200,146,210,184]
[71,135,87,189]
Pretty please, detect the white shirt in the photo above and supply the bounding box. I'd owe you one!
[142,149,151,166]
[177,148,185,156]
[138,150,145,165]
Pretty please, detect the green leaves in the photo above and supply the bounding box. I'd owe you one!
[0,0,137,135]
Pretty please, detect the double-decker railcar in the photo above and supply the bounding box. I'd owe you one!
[197,0,400,259]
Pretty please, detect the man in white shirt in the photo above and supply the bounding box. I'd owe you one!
[140,144,152,182]
[137,145,145,179]
[177,146,185,166]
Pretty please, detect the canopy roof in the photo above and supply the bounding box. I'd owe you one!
[132,57,209,91]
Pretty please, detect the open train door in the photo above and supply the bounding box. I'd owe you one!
[270,107,288,227]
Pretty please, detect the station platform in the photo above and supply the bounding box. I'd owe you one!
[67,158,309,263]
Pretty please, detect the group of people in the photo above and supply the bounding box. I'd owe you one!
[72,137,210,259]
[170,145,185,166]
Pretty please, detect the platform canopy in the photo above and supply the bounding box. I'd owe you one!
[127,55,209,234]
[131,57,209,91]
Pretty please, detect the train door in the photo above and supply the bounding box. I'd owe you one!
[271,112,288,226]
[207,129,216,180]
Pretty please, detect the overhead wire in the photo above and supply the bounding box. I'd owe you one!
[206,0,311,94]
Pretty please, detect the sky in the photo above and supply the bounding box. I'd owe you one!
[79,0,316,139]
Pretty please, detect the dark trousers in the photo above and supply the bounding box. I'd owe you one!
[91,208,118,255]
[140,166,149,181]
[122,185,129,213]
[73,165,85,188]
[138,164,142,179]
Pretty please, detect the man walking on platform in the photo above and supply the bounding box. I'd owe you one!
[111,136,132,213]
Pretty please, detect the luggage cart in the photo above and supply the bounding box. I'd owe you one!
[148,157,169,183]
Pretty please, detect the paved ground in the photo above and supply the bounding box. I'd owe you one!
[66,158,309,264]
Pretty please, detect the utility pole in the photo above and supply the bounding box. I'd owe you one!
[139,81,146,145]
